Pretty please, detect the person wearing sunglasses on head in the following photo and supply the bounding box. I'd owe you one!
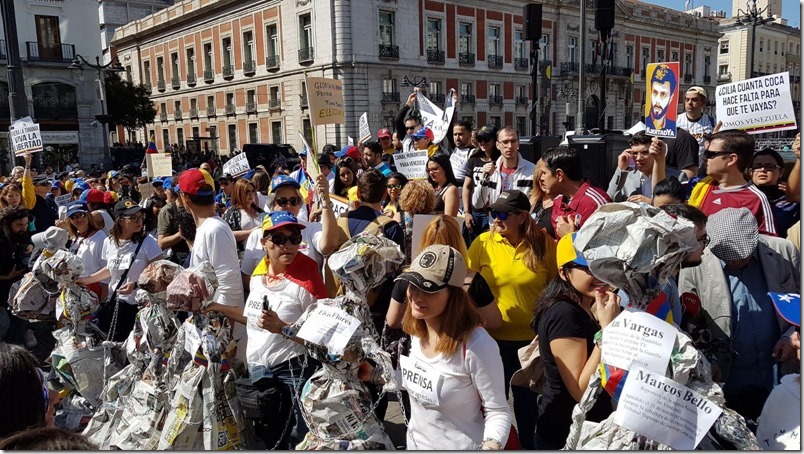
[462,124,502,246]
[748,148,799,235]
[204,211,327,449]
[64,201,108,300]
[688,130,777,236]
[466,190,558,449]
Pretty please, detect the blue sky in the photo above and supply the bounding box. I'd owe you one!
[643,0,800,27]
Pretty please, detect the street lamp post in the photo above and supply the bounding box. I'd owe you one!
[558,86,577,133]
[735,0,774,79]
[68,54,124,170]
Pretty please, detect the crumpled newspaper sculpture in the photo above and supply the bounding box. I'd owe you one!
[135,260,184,307]
[283,233,404,450]
[563,202,759,450]
[11,249,83,320]
[165,261,219,312]
[40,249,85,286]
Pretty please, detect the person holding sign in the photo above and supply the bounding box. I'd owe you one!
[531,233,620,449]
[20,154,58,234]
[393,245,511,450]
[645,63,678,137]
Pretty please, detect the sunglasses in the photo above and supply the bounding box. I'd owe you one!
[276,196,301,207]
[69,212,87,220]
[477,137,493,143]
[750,163,781,171]
[124,214,144,222]
[387,184,402,190]
[406,126,417,131]
[267,232,303,246]
[697,234,711,247]
[704,150,733,160]
[490,210,521,221]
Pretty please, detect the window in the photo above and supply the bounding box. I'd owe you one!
[429,81,442,95]
[379,11,394,46]
[459,22,472,54]
[248,123,258,143]
[300,14,312,50]
[160,102,167,114]
[171,52,179,78]
[125,66,132,82]
[228,124,237,152]
[461,82,473,96]
[143,60,151,85]
[568,37,578,64]
[671,50,678,62]
[303,118,313,147]
[34,15,61,60]
[192,126,200,138]
[609,42,617,64]
[720,41,729,54]
[190,98,198,112]
[270,86,280,103]
[684,53,692,74]
[774,41,778,55]
[222,37,232,67]
[203,42,213,72]
[186,48,195,76]
[427,19,441,51]
[382,77,396,93]
[718,64,729,75]
[266,24,279,58]
[588,39,596,63]
[162,129,170,148]
[759,39,764,52]
[516,116,527,135]
[540,34,550,60]
[781,43,785,55]
[517,85,527,98]
[271,121,282,143]
[243,30,254,64]
[177,127,184,148]
[247,89,256,106]
[488,26,501,56]
[226,92,234,107]
[489,83,500,97]
[174,100,181,113]
[207,95,215,110]
[514,30,525,59]
[641,47,649,72]
[625,45,634,68]
[490,116,501,127]
[704,56,711,77]
[157,56,165,81]
[657,49,665,62]
[208,125,217,139]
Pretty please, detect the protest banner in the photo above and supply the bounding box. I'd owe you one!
[614,366,722,450]
[222,153,250,177]
[394,150,428,180]
[416,89,457,144]
[329,194,350,218]
[716,72,798,134]
[9,117,43,155]
[601,309,677,374]
[295,305,360,355]
[306,77,345,126]
[146,153,173,178]
[54,194,72,207]
[410,214,462,258]
[358,112,371,144]
[644,62,680,138]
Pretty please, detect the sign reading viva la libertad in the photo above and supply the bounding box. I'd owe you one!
[9,117,44,156]
[306,77,345,126]
[716,72,798,134]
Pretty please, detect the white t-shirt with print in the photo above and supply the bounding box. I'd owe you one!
[240,221,324,275]
[102,235,162,305]
[677,112,716,166]
[69,230,108,279]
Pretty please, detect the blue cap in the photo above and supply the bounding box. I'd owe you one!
[262,210,306,234]
[152,177,164,187]
[270,175,300,192]
[66,201,89,217]
[163,177,176,193]
[299,148,308,157]
[51,180,61,189]
[769,292,801,327]
[73,180,90,192]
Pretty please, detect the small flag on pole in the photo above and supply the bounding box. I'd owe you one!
[146,141,159,154]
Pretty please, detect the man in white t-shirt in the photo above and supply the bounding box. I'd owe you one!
[179,168,247,358]
[676,86,717,167]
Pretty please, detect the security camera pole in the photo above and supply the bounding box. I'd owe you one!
[1,0,30,171]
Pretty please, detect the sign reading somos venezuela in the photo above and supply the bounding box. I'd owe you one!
[716,72,798,134]
[306,77,345,126]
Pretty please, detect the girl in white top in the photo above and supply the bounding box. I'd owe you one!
[394,245,511,450]
[61,200,108,298]
[222,179,263,247]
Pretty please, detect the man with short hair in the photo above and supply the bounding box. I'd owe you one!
[607,131,681,202]
[362,141,392,176]
[451,119,475,182]
[462,124,500,245]
[688,129,776,236]
[392,132,403,152]
[394,92,423,154]
[476,126,535,210]
[0,206,31,343]
[158,177,190,265]
[647,63,678,133]
[677,86,717,167]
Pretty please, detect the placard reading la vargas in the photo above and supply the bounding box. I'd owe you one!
[601,309,677,374]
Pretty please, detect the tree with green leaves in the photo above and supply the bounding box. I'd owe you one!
[105,72,156,140]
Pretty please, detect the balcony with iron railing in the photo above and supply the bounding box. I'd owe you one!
[514,58,528,71]
[487,55,503,69]
[515,96,529,106]
[266,55,280,69]
[25,41,75,63]
[0,40,6,60]
[459,52,475,66]
[300,94,308,108]
[203,69,214,83]
[269,98,281,110]
[160,111,168,122]
[560,62,632,78]
[174,109,182,120]
[299,47,314,63]
[379,44,399,59]
[243,60,256,75]
[224,103,236,115]
[143,83,152,94]
[382,92,400,103]
[246,101,258,114]
[489,95,503,106]
[717,72,731,82]
[429,93,446,104]
[171,76,180,89]
[684,73,693,83]
[206,106,217,118]
[427,48,445,64]
[187,73,196,86]
[157,79,166,91]
[222,65,234,79]
[460,94,476,104]
[189,108,199,119]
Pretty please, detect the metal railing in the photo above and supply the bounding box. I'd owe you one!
[269,99,281,109]
[459,52,475,65]
[222,65,234,78]
[684,73,693,83]
[26,41,75,63]
[382,92,400,103]
[206,106,217,117]
[171,76,180,89]
[187,73,196,85]
[157,79,166,91]
[460,94,475,104]
[514,58,528,70]
[427,49,445,63]
[189,108,199,119]
[298,47,314,62]
[266,55,280,69]
[174,110,182,120]
[224,103,236,115]
[203,69,214,82]
[489,95,503,106]
[515,96,529,105]
[160,111,168,122]
[246,101,257,113]
[703,75,711,84]
[300,95,308,108]
[429,93,446,104]
[143,83,152,94]
[243,60,256,75]
[379,44,399,59]
[487,55,503,69]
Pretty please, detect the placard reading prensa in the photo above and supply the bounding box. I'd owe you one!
[10,118,44,155]
[222,153,250,177]
[295,305,360,355]
[601,309,677,374]
[329,194,350,219]
[716,72,798,134]
[399,355,443,406]
[614,366,722,450]
[306,77,345,126]
[394,150,428,180]
[146,153,173,178]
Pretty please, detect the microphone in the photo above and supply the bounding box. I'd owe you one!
[681,292,701,319]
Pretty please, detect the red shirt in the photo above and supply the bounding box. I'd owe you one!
[551,181,611,239]
[694,181,777,236]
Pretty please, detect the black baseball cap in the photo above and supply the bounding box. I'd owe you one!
[113,198,143,218]
[490,190,530,213]
[477,124,498,142]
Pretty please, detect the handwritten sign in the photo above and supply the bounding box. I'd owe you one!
[329,194,350,218]
[601,309,677,374]
[54,194,73,207]
[306,77,345,126]
[146,153,173,178]
[644,62,679,138]
[9,117,43,155]
[295,305,360,355]
[716,72,798,134]
[223,153,250,177]
[614,366,722,450]
[358,112,371,144]
[394,150,428,180]
[416,89,457,144]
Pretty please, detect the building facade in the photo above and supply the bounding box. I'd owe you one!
[111,0,721,156]
[0,0,106,169]
[99,0,175,64]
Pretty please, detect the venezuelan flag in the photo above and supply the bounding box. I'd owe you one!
[599,363,629,402]
[296,169,313,205]
[146,141,159,154]
[645,291,674,325]
[687,176,715,209]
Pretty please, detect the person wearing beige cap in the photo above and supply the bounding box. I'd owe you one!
[677,86,717,166]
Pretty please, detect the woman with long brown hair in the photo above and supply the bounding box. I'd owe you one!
[0,184,23,209]
[222,178,263,247]
[529,158,556,238]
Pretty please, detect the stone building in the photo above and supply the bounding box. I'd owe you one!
[99,0,175,64]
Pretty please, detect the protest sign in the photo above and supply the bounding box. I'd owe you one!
[716,72,798,134]
[138,182,154,201]
[394,150,428,180]
[411,214,462,259]
[601,309,677,374]
[9,117,43,155]
[222,153,250,177]
[416,89,457,143]
[296,305,360,355]
[306,77,345,126]
[347,136,354,146]
[358,112,371,144]
[54,194,72,207]
[399,355,443,406]
[146,153,173,178]
[329,194,350,218]
[614,366,722,450]
[644,62,679,138]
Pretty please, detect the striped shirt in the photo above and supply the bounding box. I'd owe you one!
[550,181,611,239]
[690,179,777,236]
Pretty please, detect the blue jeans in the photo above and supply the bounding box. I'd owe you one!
[462,209,491,248]
[497,339,538,450]
[249,356,319,449]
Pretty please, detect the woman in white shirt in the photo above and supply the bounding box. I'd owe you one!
[222,178,263,249]
[63,200,108,300]
[395,244,511,450]
[77,198,162,342]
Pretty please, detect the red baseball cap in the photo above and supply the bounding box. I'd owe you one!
[377,128,391,139]
[178,168,215,196]
[410,127,434,142]
[83,188,106,204]
[335,145,361,161]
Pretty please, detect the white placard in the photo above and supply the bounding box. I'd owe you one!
[146,153,173,178]
[614,366,722,450]
[306,77,345,126]
[394,150,428,180]
[295,305,360,355]
[329,194,350,218]
[347,136,354,146]
[716,72,798,134]
[449,150,468,178]
[54,194,73,207]
[399,355,443,406]
[9,117,43,155]
[416,89,457,144]
[243,294,266,320]
[601,309,677,374]
[358,112,371,144]
[223,153,250,177]
[138,182,153,201]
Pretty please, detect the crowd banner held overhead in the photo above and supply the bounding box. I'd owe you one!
[146,153,173,178]
[222,153,250,177]
[10,117,44,156]
[358,112,372,144]
[416,89,457,144]
[329,194,349,218]
[306,77,345,126]
[644,62,679,138]
[715,72,798,134]
[394,150,429,180]
[54,193,72,207]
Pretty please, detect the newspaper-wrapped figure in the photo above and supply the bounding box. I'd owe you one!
[563,202,760,450]
[10,227,71,320]
[272,233,404,450]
